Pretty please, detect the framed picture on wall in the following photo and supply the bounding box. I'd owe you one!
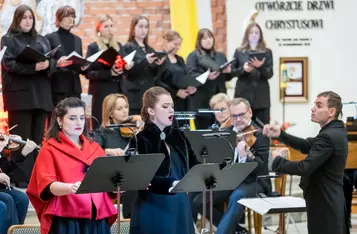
[279,57,308,103]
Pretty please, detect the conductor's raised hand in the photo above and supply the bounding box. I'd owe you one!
[262,123,281,138]
[68,181,81,194]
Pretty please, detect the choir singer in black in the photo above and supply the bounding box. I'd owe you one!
[1,4,53,186]
[231,22,273,124]
[263,91,349,234]
[45,6,83,107]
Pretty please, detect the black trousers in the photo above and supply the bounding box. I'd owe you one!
[252,107,270,124]
[8,109,48,182]
[343,169,357,227]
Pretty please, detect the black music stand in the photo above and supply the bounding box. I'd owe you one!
[183,129,236,163]
[170,162,257,234]
[183,129,236,231]
[76,153,165,234]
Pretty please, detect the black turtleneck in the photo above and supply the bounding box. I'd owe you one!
[58,27,74,55]
[21,31,35,45]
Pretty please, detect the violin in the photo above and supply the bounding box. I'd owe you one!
[119,115,145,138]
[0,134,41,155]
[236,124,258,151]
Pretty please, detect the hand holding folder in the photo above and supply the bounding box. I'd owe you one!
[60,47,135,70]
[16,45,60,63]
[199,55,235,72]
[173,69,210,89]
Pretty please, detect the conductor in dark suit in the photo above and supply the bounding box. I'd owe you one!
[263,91,349,234]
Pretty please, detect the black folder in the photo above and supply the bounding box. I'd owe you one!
[219,58,235,70]
[153,48,174,59]
[16,45,58,63]
[172,74,204,89]
[66,47,121,67]
[198,55,220,71]
[248,51,267,61]
[199,55,234,72]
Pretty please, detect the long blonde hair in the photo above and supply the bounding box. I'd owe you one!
[240,22,267,52]
[101,94,129,127]
[95,14,119,51]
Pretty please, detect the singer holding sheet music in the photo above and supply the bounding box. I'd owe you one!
[27,97,117,234]
[122,15,165,115]
[85,14,132,129]
[0,135,29,234]
[0,5,53,186]
[129,87,199,234]
[186,28,235,129]
[154,30,197,113]
[45,6,83,108]
[232,22,273,124]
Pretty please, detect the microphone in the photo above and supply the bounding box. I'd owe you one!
[198,108,223,113]
[173,111,196,116]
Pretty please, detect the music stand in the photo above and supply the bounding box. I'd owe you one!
[183,129,236,231]
[170,162,257,234]
[183,130,236,163]
[76,153,165,234]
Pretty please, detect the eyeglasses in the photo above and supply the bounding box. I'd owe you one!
[231,110,248,120]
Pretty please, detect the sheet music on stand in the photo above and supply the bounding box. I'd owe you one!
[238,196,306,216]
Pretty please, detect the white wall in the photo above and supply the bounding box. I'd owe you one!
[226,0,357,138]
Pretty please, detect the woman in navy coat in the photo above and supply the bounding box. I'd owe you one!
[129,87,199,234]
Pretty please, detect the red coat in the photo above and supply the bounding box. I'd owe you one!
[26,132,117,234]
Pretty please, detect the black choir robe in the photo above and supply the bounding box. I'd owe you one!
[272,120,349,234]
[45,28,83,104]
[85,42,123,128]
[122,41,158,113]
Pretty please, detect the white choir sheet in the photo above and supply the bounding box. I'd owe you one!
[238,196,306,216]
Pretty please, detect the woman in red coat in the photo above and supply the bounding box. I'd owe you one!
[27,97,117,234]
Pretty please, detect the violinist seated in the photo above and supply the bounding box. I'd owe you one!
[209,93,232,129]
[192,97,271,234]
[2,135,38,188]
[93,93,143,219]
[93,93,143,156]
[0,135,29,234]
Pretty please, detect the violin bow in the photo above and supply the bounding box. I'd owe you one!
[4,124,18,134]
[236,129,258,138]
